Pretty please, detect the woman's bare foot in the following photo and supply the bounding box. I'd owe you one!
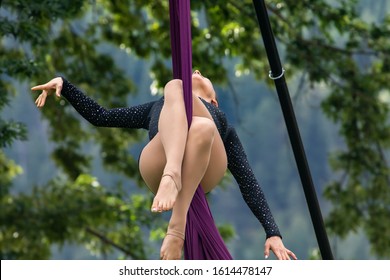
[160,230,184,260]
[151,173,181,212]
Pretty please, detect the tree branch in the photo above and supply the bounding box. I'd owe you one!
[85,227,138,259]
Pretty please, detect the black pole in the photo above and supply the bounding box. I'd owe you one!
[252,0,334,260]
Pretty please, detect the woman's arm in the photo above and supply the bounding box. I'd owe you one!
[32,77,155,129]
[224,126,281,239]
[224,126,297,260]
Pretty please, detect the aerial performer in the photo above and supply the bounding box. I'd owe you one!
[31,72,296,260]
[30,0,296,260]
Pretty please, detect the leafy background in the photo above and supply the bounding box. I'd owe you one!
[1,0,389,260]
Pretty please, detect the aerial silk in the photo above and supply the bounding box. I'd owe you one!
[168,0,233,260]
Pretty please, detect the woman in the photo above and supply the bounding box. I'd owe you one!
[31,70,297,260]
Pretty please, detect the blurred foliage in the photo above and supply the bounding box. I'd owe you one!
[1,0,390,258]
[0,173,161,259]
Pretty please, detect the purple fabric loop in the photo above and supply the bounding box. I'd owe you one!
[169,0,233,260]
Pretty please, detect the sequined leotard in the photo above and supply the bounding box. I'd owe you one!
[61,78,281,239]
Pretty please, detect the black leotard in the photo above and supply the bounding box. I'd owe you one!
[61,78,281,239]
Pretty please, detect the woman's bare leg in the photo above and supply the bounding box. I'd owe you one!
[139,81,227,259]
[160,116,228,260]
[160,88,228,259]
[151,79,188,212]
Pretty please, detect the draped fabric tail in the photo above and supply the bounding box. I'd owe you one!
[169,0,233,260]
[184,187,233,259]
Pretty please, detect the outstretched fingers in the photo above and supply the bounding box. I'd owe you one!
[287,249,297,260]
[264,243,270,259]
[31,82,55,94]
[31,77,64,103]
[273,248,292,260]
[31,83,47,91]
[265,246,293,260]
[264,236,298,260]
[34,90,48,108]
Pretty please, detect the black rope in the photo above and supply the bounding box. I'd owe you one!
[251,0,334,260]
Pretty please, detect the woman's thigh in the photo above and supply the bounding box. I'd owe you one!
[200,131,227,193]
[139,130,227,194]
[139,134,165,195]
[191,94,227,192]
[139,91,227,194]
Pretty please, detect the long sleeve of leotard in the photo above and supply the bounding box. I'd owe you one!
[60,78,155,130]
[224,126,282,239]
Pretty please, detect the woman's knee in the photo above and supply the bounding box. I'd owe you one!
[164,79,183,101]
[189,117,216,146]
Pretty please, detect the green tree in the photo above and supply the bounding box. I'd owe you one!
[0,0,163,260]
[1,0,390,259]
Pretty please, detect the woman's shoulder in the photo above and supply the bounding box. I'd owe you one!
[201,99,227,120]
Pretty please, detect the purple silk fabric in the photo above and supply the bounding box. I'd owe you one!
[169,0,193,127]
[168,0,233,260]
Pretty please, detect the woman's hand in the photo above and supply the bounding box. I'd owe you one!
[264,236,297,260]
[31,77,63,108]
